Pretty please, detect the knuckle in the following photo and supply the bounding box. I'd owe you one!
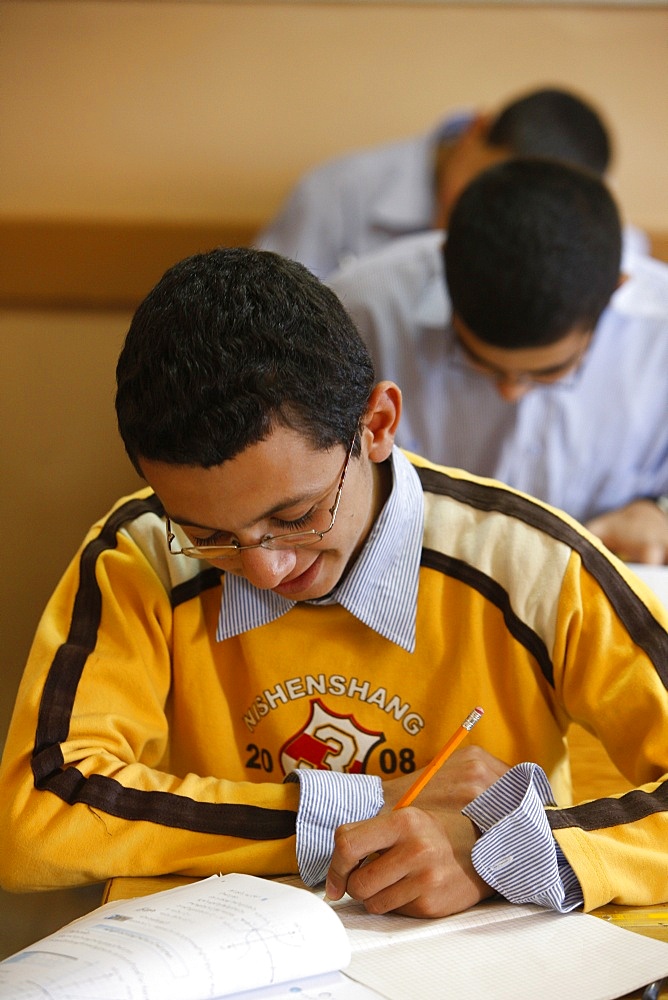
[332,823,359,864]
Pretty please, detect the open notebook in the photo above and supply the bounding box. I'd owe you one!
[1,873,667,999]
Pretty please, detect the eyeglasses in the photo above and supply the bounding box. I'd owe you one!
[451,332,592,387]
[166,437,356,560]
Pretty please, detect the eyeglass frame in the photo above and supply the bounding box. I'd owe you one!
[166,435,356,560]
[451,329,593,387]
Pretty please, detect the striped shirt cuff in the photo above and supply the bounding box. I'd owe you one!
[285,770,384,886]
[462,762,584,912]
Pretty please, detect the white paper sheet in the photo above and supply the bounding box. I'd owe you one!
[332,895,668,1000]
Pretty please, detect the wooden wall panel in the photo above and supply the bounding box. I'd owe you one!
[1,220,666,310]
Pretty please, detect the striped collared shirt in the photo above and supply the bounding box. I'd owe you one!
[216,447,424,652]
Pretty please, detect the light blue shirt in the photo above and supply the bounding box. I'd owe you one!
[256,113,472,280]
[217,449,582,910]
[257,109,648,282]
[329,233,668,523]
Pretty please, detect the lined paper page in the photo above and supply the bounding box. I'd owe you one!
[335,900,668,1000]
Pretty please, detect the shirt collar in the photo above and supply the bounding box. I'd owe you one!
[369,114,471,235]
[369,130,440,234]
[216,448,424,652]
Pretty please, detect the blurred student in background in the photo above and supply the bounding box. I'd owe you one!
[257,85,648,279]
[328,159,668,564]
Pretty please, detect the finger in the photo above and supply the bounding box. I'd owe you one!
[326,817,399,900]
[344,810,432,907]
[353,866,418,915]
[325,828,378,900]
[325,851,380,902]
[637,542,666,566]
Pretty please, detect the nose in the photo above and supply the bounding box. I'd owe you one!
[495,376,532,403]
[237,545,298,589]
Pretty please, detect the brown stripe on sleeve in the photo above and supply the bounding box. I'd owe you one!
[421,548,554,685]
[416,466,668,688]
[34,494,166,756]
[36,766,296,840]
[548,780,668,832]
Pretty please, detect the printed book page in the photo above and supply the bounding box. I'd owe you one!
[0,873,359,1000]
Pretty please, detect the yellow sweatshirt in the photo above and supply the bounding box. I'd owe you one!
[0,455,666,911]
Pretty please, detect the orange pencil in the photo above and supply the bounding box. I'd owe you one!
[393,706,484,810]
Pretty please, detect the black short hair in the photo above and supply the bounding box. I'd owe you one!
[443,159,622,348]
[116,247,375,470]
[488,87,611,175]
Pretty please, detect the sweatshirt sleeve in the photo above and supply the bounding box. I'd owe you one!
[546,549,668,911]
[0,495,301,891]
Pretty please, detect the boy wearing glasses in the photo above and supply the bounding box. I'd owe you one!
[0,247,667,921]
[328,158,668,565]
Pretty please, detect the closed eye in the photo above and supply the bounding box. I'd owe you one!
[190,506,319,546]
[271,508,318,531]
[191,530,235,547]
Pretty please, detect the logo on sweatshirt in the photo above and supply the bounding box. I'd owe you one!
[280,697,385,775]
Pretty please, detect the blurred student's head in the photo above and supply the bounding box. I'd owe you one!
[442,159,621,401]
[435,86,612,227]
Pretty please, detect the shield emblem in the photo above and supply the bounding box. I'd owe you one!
[280,697,385,775]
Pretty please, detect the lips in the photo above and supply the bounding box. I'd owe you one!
[272,554,323,597]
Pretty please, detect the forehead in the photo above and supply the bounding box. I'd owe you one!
[454,316,589,370]
[139,426,341,530]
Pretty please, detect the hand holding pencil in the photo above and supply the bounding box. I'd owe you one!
[325,707,502,918]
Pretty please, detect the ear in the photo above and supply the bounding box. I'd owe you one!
[475,112,493,139]
[445,113,491,154]
[434,113,498,229]
[360,381,402,464]
[468,112,491,140]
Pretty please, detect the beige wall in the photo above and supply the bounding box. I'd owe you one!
[2,1,667,231]
[0,0,666,952]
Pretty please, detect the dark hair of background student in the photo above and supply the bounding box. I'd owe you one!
[486,87,612,175]
[443,158,622,349]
